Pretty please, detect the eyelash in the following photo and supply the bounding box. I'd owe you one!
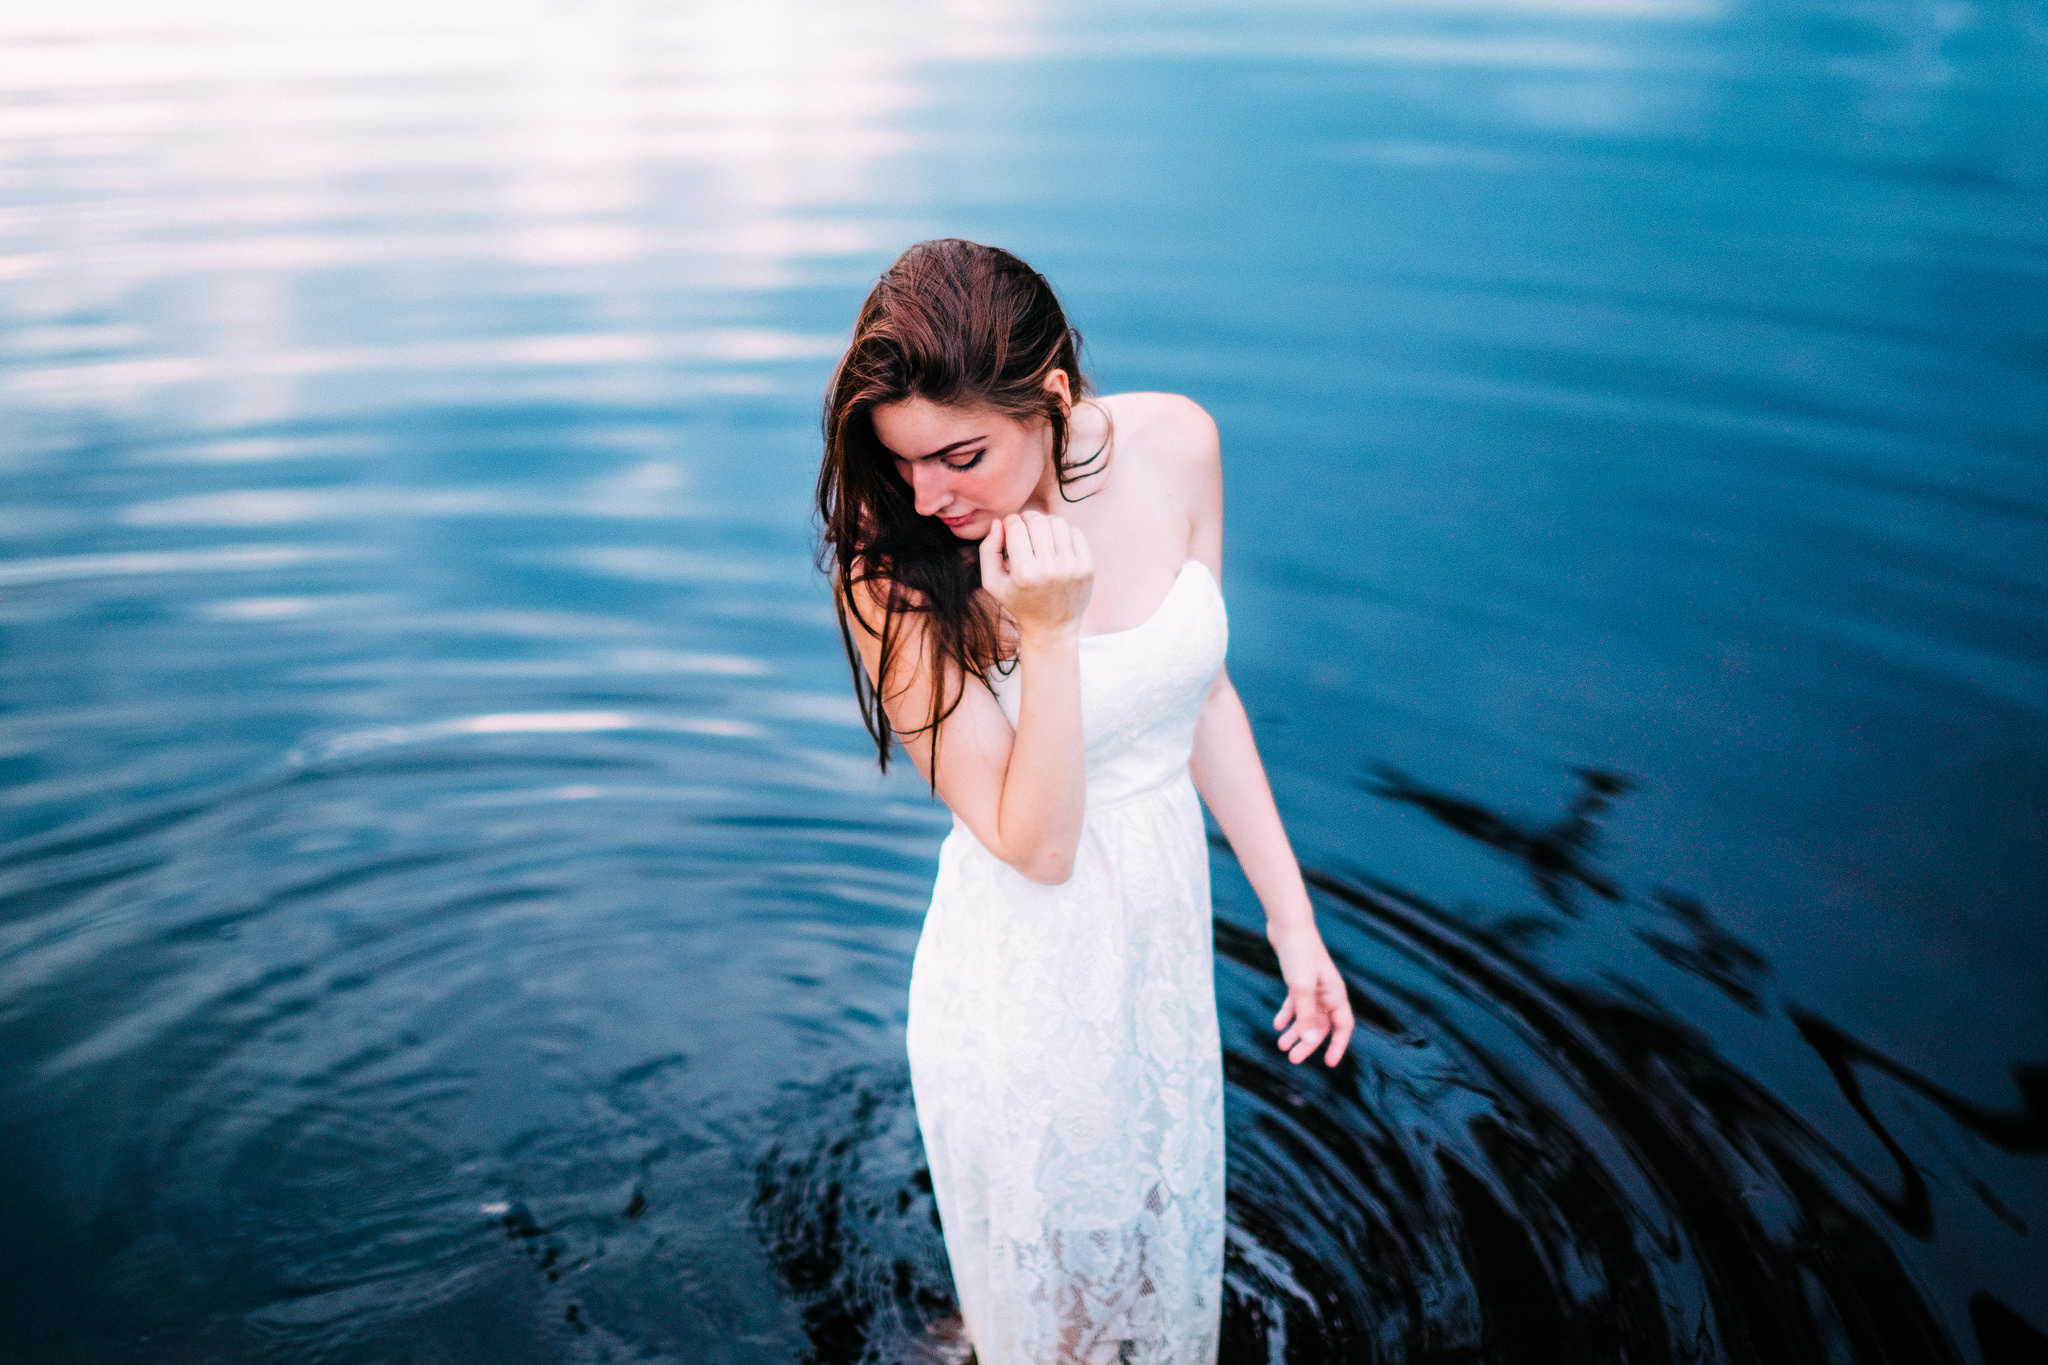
[943,450,985,471]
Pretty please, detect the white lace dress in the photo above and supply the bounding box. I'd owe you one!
[905,559,1228,1365]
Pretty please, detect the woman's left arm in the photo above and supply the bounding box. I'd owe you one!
[1190,673,1355,1067]
[1145,389,1352,1065]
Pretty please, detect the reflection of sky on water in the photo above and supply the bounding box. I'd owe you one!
[2,0,1038,425]
[8,0,2036,430]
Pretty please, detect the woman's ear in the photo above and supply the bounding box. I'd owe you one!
[1041,367,1073,415]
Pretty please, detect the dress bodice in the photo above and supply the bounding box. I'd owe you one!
[986,559,1228,810]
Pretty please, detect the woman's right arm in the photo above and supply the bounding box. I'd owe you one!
[851,511,1093,884]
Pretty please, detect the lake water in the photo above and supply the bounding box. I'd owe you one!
[2,2,2044,1361]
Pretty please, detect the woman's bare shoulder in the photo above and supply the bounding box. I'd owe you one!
[1100,390,1215,433]
[1097,393,1223,560]
[840,560,928,641]
[1098,391,1220,472]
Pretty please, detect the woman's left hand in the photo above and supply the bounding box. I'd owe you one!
[1269,923,1355,1066]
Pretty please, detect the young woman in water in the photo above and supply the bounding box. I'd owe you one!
[817,239,1353,1364]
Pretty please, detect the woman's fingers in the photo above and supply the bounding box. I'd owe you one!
[1004,513,1040,578]
[1000,512,1089,585]
[1048,514,1074,564]
[1323,982,1356,1068]
[1284,1004,1330,1063]
[983,513,1090,633]
[1021,511,1062,573]
[1269,931,1354,1067]
[1279,986,1323,1058]
[979,515,1008,587]
[1275,974,1354,1067]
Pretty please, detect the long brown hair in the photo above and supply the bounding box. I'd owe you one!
[817,239,1103,771]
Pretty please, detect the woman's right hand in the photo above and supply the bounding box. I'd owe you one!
[981,511,1093,642]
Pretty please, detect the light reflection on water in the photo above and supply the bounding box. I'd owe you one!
[2,1,2044,1361]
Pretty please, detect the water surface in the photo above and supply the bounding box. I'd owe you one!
[2,1,2044,1360]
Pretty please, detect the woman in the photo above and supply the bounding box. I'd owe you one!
[817,239,1353,1364]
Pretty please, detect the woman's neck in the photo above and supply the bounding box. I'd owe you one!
[1022,400,1111,513]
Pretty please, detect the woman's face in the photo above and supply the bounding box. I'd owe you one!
[871,373,1071,540]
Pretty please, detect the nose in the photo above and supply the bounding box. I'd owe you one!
[906,461,953,518]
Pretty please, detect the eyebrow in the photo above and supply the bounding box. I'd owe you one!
[899,437,986,460]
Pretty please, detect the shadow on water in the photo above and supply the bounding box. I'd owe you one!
[754,767,2048,1365]
[753,1072,965,1365]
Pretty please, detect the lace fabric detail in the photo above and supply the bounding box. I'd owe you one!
[906,562,1228,1365]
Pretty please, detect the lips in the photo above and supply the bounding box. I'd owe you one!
[939,512,977,528]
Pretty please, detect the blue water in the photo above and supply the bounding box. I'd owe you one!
[2,2,2044,1361]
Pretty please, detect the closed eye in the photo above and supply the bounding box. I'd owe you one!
[942,449,985,471]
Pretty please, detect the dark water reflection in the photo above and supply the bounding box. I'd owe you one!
[750,770,2048,1364]
[1223,777,2048,1364]
[2,0,2044,1361]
